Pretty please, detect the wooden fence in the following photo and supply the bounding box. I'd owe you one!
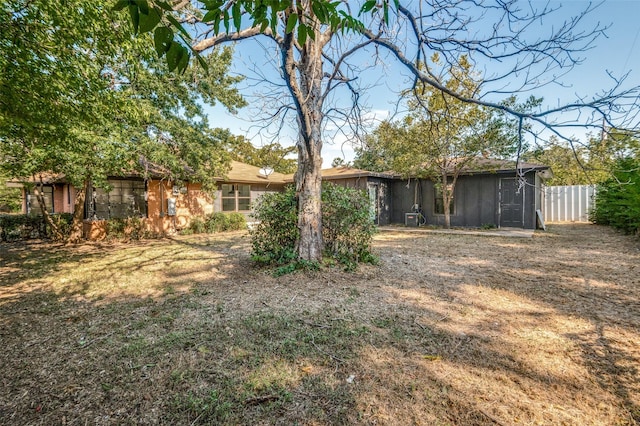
[542,185,596,223]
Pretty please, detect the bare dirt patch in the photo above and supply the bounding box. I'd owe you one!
[0,224,638,425]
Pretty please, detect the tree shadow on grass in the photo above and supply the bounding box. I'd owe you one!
[1,224,639,424]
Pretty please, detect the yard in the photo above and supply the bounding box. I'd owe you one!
[0,224,638,425]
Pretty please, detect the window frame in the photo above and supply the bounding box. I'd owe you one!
[221,184,251,212]
[27,185,54,215]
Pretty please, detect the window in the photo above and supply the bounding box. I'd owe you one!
[434,182,454,215]
[27,186,54,215]
[221,184,251,212]
[87,179,147,220]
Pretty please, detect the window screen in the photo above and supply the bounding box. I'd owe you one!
[87,179,147,220]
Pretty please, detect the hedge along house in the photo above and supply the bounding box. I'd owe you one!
[311,160,551,229]
[11,160,288,239]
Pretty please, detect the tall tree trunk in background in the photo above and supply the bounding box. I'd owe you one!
[66,178,88,244]
[443,173,459,230]
[34,179,64,240]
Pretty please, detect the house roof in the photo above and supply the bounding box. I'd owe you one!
[221,161,288,184]
[453,158,549,173]
[6,160,290,187]
[7,172,67,186]
[384,158,551,178]
[282,166,395,183]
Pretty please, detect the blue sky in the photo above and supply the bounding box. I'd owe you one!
[204,0,640,167]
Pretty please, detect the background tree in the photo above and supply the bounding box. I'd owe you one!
[0,171,21,213]
[591,157,640,235]
[522,137,592,186]
[124,1,640,259]
[229,137,297,174]
[356,56,517,228]
[0,0,244,242]
[524,130,640,185]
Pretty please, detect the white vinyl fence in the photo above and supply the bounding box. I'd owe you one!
[542,185,596,223]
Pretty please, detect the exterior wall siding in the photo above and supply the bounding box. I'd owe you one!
[390,171,541,229]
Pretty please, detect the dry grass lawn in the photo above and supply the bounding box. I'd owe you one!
[0,223,638,425]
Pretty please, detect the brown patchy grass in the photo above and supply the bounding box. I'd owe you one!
[0,224,638,425]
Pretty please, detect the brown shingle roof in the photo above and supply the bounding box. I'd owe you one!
[221,161,288,184]
[282,166,394,182]
[7,172,67,185]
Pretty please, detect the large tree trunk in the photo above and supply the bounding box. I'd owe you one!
[294,141,323,261]
[283,17,327,262]
[66,179,89,244]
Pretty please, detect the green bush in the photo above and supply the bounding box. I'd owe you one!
[181,213,247,235]
[106,217,147,241]
[189,216,206,234]
[0,213,72,241]
[250,187,299,265]
[250,183,378,270]
[48,213,73,239]
[205,212,246,233]
[591,157,640,235]
[321,183,378,269]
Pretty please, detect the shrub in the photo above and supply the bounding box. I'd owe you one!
[0,214,42,241]
[0,213,72,242]
[205,212,246,233]
[591,157,640,235]
[106,217,147,241]
[321,183,378,269]
[189,216,206,234]
[48,213,73,240]
[250,187,299,265]
[180,213,247,235]
[250,183,378,270]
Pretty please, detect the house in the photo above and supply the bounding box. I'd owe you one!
[11,158,551,238]
[11,160,287,238]
[308,160,552,229]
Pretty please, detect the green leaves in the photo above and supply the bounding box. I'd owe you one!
[360,0,377,14]
[121,0,162,35]
[154,26,173,57]
[121,0,397,74]
[592,157,640,234]
[1,0,243,208]
[138,6,161,33]
[166,41,188,72]
[153,24,192,74]
[297,23,307,46]
[285,13,298,34]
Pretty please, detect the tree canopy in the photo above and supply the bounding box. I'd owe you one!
[0,0,245,240]
[228,137,297,174]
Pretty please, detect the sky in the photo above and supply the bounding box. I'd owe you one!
[203,0,640,167]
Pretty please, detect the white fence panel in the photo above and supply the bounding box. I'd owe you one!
[543,185,596,223]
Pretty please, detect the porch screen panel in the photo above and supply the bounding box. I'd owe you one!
[89,179,147,220]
